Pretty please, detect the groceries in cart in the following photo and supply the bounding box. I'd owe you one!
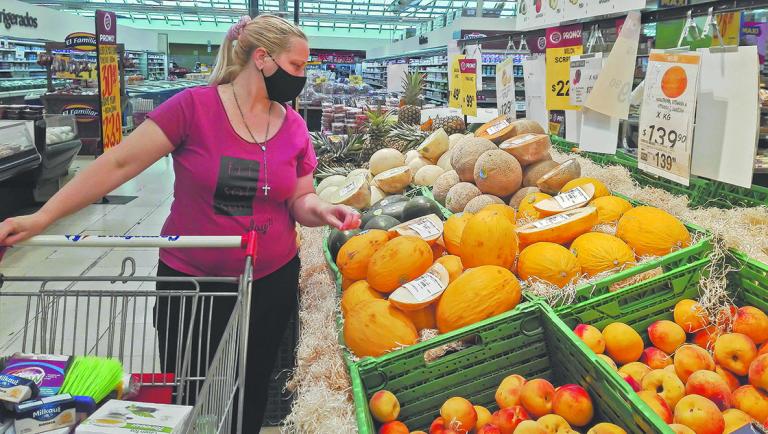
[0,353,192,434]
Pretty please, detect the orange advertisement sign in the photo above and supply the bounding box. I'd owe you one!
[96,10,122,151]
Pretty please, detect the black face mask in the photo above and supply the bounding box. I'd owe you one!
[261,57,307,103]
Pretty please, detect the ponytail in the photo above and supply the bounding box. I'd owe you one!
[208,33,241,85]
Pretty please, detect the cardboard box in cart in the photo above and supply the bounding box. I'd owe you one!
[76,400,191,434]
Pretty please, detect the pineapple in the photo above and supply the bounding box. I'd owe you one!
[385,123,429,152]
[432,115,466,135]
[361,107,395,163]
[311,132,365,168]
[399,72,424,126]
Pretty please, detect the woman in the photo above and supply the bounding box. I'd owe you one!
[0,14,359,428]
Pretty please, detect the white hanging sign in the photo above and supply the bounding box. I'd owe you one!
[569,53,603,106]
[496,58,517,119]
[523,54,549,129]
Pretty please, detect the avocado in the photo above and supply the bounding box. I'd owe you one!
[402,196,443,221]
[363,215,401,231]
[327,229,360,261]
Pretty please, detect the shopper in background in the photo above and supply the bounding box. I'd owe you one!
[0,14,360,430]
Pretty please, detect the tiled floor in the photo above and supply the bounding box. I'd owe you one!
[0,156,280,434]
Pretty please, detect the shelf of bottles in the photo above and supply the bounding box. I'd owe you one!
[0,38,47,78]
[146,52,167,80]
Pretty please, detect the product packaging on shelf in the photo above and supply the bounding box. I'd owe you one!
[1,354,73,398]
[76,400,192,434]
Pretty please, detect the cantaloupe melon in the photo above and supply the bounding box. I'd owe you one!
[590,196,633,224]
[445,182,482,213]
[436,265,522,333]
[442,212,473,256]
[516,206,599,248]
[616,206,691,257]
[464,194,504,214]
[523,160,560,187]
[474,115,517,144]
[344,299,418,357]
[414,165,445,186]
[435,255,463,282]
[437,149,453,172]
[374,166,413,194]
[405,149,420,165]
[318,185,339,203]
[448,133,465,149]
[537,159,581,194]
[500,133,552,166]
[517,242,581,288]
[509,187,541,209]
[317,175,346,195]
[369,149,405,176]
[370,185,386,205]
[401,304,437,331]
[331,174,371,209]
[510,118,546,136]
[570,232,636,276]
[460,209,518,269]
[561,177,610,198]
[432,170,460,205]
[336,229,391,281]
[418,128,450,162]
[473,149,523,197]
[341,280,384,317]
[450,137,497,182]
[348,168,373,183]
[367,236,434,293]
[388,214,444,244]
[518,192,552,220]
[388,263,450,311]
[408,156,432,174]
[533,184,596,217]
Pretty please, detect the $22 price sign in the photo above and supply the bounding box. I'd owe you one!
[637,51,701,186]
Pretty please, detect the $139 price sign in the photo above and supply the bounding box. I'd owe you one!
[637,51,701,186]
[495,58,516,119]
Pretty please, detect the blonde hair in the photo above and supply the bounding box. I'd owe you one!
[209,14,307,85]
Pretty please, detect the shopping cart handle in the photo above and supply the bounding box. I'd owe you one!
[17,235,244,248]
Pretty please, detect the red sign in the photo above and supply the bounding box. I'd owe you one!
[95,10,122,152]
[459,59,477,73]
[546,24,583,49]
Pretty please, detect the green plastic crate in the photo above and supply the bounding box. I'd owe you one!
[351,301,662,434]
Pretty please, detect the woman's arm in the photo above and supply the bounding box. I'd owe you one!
[0,119,175,245]
[289,175,360,229]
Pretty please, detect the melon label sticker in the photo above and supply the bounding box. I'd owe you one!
[338,180,358,198]
[404,273,444,301]
[511,134,538,145]
[531,213,572,228]
[553,186,590,208]
[409,217,441,238]
[486,119,511,136]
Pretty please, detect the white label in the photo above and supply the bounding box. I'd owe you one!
[569,53,603,106]
[637,50,701,187]
[403,273,444,301]
[553,187,590,208]
[338,180,358,197]
[496,58,517,119]
[486,119,511,136]
[409,218,441,238]
[531,213,572,229]
[510,134,538,145]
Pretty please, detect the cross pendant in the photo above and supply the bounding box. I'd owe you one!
[262,184,271,196]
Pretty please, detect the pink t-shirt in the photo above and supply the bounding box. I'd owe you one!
[147,85,317,278]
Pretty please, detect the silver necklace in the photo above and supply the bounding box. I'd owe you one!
[232,82,273,197]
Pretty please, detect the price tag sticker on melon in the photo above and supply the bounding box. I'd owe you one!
[409,218,440,239]
[553,187,590,208]
[531,213,572,229]
[338,180,358,197]
[510,134,537,145]
[486,119,511,136]
[403,273,444,302]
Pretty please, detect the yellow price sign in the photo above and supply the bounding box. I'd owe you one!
[459,58,478,116]
[449,54,465,109]
[546,45,583,110]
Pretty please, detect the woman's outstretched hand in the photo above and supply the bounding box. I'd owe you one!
[318,203,361,230]
[0,213,50,246]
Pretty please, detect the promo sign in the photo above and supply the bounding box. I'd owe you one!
[638,51,701,186]
[95,10,122,152]
[569,53,602,106]
[458,58,478,116]
[449,54,465,109]
[495,58,516,119]
[545,25,583,111]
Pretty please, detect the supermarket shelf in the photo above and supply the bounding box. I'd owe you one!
[424,69,447,73]
[424,87,447,93]
[426,79,448,84]
[411,62,447,67]
[425,95,447,103]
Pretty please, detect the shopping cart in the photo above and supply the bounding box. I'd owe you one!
[0,232,258,434]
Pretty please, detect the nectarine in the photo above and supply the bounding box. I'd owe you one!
[673,394,725,434]
[520,379,555,418]
[637,390,673,423]
[714,333,758,376]
[749,353,768,393]
[603,322,644,365]
[496,375,527,409]
[692,326,722,352]
[620,372,641,392]
[618,362,652,384]
[491,406,530,434]
[477,425,503,434]
[668,423,696,434]
[440,397,477,434]
[641,369,686,409]
[685,369,733,411]
[716,365,742,393]
[733,306,768,344]
[535,414,571,433]
[511,420,546,434]
[475,405,493,430]
[430,417,446,434]
[640,347,673,369]
[674,299,709,333]
[674,344,715,382]
[722,408,754,434]
[370,390,401,423]
[585,423,627,434]
[648,320,686,354]
[573,324,605,354]
[732,385,768,426]
[380,421,410,434]
[551,384,593,427]
[597,354,618,371]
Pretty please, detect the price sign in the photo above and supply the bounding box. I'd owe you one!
[449,55,465,109]
[531,213,572,229]
[95,10,122,152]
[409,218,441,239]
[553,187,590,208]
[569,53,602,106]
[637,50,701,186]
[496,58,517,119]
[403,273,445,302]
[459,58,478,117]
[545,25,583,111]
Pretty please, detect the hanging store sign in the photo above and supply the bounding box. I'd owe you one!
[496,58,516,119]
[64,32,97,51]
[545,24,583,111]
[0,10,38,30]
[95,10,122,152]
[449,54,465,109]
[459,58,478,117]
[61,104,99,122]
[569,53,602,106]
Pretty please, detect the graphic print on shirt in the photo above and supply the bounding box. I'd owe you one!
[213,156,260,216]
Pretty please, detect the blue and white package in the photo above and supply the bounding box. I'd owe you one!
[12,394,76,434]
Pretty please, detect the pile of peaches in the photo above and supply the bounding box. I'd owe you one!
[368,375,628,434]
[573,298,768,434]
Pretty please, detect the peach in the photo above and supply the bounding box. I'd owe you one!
[674,344,716,382]
[722,408,754,434]
[477,424,503,434]
[573,324,606,354]
[535,414,571,433]
[692,326,722,352]
[440,397,477,434]
[717,305,738,329]
[551,384,593,427]
[716,365,742,393]
[685,369,733,411]
[380,421,410,434]
[673,394,726,434]
[640,347,673,369]
[674,299,710,332]
[619,362,652,384]
[733,306,768,344]
[520,379,555,418]
[620,372,641,392]
[496,375,527,409]
[491,406,530,434]
[664,364,678,375]
[637,390,673,423]
[597,354,618,371]
[412,432,428,434]
[369,390,401,423]
[732,386,768,426]
[668,424,696,434]
[648,320,687,354]
[749,353,768,393]
[603,322,644,364]
[641,369,686,409]
[759,343,768,357]
[475,405,493,430]
[512,420,547,434]
[585,423,627,434]
[714,333,758,377]
[430,417,446,434]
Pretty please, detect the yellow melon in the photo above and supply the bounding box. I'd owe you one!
[336,230,390,281]
[460,210,518,269]
[341,280,384,317]
[516,207,599,248]
[388,263,450,311]
[517,242,581,287]
[431,241,447,261]
[436,265,522,333]
[481,203,517,225]
[570,232,636,276]
[341,276,356,291]
[436,255,464,282]
[344,299,418,357]
[401,304,437,331]
[590,196,633,224]
[367,236,434,293]
[616,206,691,257]
[443,212,473,256]
[561,177,611,198]
[518,192,553,220]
